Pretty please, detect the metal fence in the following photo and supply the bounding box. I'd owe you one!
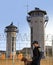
[0,33,53,65]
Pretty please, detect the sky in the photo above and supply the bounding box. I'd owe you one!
[0,0,53,50]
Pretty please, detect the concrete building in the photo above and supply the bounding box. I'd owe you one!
[52,39,53,56]
[45,46,52,57]
[27,7,48,57]
[5,22,18,58]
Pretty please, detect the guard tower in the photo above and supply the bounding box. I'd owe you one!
[5,22,18,58]
[27,7,48,57]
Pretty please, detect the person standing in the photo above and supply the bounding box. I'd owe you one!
[31,41,42,65]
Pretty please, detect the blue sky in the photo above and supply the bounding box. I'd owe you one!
[0,0,53,50]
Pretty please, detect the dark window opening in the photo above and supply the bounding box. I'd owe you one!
[35,21,37,23]
[12,37,16,41]
[12,42,14,52]
[31,27,33,43]
[12,37,16,52]
[40,21,42,23]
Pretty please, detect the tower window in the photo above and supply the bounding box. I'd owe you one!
[12,41,14,52]
[34,12,43,17]
[40,21,42,23]
[35,21,37,23]
[31,13,34,16]
[34,12,39,16]
[12,37,16,52]
[12,37,16,41]
[31,27,33,43]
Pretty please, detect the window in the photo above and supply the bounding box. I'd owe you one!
[31,13,34,16]
[12,37,16,41]
[12,37,16,52]
[34,12,39,16]
[31,27,33,43]
[34,12,43,17]
[40,21,42,23]
[12,42,14,52]
[35,21,37,23]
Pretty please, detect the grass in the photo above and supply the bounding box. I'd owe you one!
[0,57,53,65]
[41,57,53,65]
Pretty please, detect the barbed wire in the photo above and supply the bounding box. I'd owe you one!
[0,33,53,41]
[0,33,53,50]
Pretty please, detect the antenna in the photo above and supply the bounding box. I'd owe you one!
[26,0,29,14]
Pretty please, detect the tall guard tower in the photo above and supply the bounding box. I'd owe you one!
[5,22,18,58]
[27,8,48,56]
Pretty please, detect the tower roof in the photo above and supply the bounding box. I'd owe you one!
[5,22,18,32]
[6,22,17,29]
[28,7,47,15]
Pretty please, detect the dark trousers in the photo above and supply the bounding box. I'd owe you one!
[37,60,40,65]
[31,59,40,65]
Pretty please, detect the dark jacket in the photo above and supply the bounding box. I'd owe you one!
[31,47,42,65]
[33,47,41,61]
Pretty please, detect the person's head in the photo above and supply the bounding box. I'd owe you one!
[32,41,39,47]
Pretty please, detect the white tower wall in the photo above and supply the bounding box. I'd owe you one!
[31,16,45,51]
[6,32,16,57]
